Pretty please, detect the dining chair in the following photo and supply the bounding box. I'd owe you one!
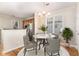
[23,32,36,56]
[46,34,60,56]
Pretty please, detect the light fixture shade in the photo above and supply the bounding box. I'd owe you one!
[38,11,50,16]
[47,12,50,16]
[42,11,46,14]
[38,12,42,16]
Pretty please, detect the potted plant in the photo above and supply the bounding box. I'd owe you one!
[39,25,47,33]
[62,27,73,46]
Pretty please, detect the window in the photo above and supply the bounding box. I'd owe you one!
[47,15,63,34]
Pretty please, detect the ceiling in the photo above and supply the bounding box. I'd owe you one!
[0,2,76,18]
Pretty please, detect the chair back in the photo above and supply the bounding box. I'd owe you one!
[23,34,30,47]
[28,30,34,41]
[46,35,60,55]
[23,31,36,49]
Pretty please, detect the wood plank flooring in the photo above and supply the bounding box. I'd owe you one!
[64,46,79,56]
[0,46,78,56]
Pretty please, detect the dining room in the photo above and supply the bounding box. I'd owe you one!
[0,2,78,56]
[17,2,78,56]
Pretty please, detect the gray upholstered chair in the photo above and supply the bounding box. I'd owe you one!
[23,33,36,56]
[46,34,60,56]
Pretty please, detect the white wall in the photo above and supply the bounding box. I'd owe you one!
[76,3,79,50]
[0,14,18,29]
[50,5,77,46]
[35,13,45,34]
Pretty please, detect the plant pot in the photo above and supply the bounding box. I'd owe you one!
[66,42,70,47]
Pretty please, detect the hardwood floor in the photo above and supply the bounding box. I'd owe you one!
[66,47,78,56]
[0,46,78,56]
[64,46,78,56]
[0,47,23,56]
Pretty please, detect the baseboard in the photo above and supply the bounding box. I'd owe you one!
[70,44,78,50]
[2,45,23,53]
[60,43,78,50]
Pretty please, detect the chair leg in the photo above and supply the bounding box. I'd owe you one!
[43,40,45,47]
[58,51,60,56]
[24,48,27,56]
[39,43,40,50]
[44,46,46,56]
[50,52,52,56]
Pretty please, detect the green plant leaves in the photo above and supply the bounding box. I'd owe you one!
[39,25,47,32]
[62,27,73,43]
